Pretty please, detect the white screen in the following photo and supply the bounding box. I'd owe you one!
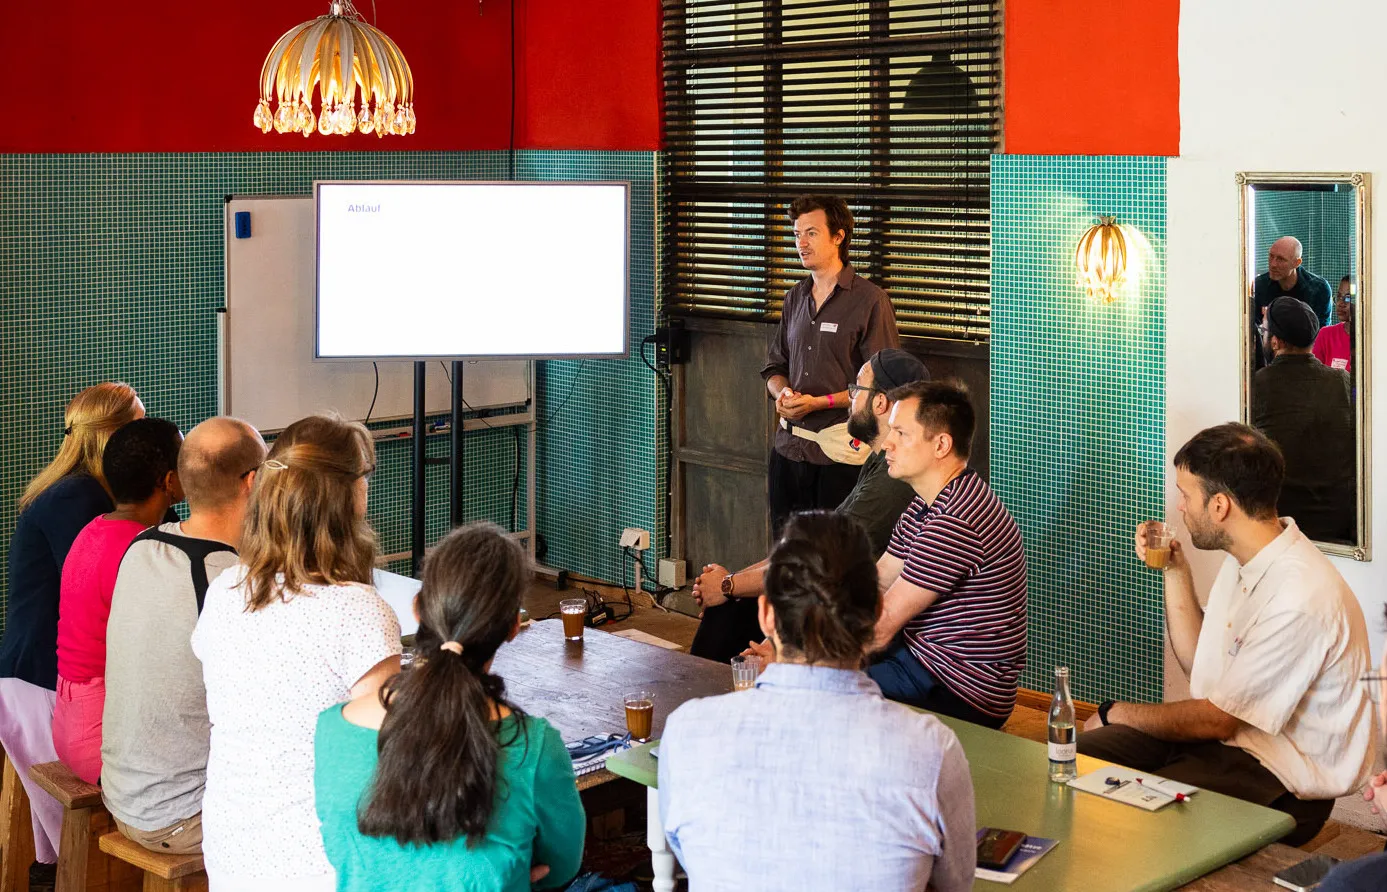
[315,181,628,359]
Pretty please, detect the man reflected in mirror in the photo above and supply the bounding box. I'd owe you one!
[1253,236,1332,370]
[1251,297,1355,543]
[1312,276,1355,374]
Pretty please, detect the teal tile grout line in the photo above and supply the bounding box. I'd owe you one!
[989,155,1167,705]
[0,151,665,639]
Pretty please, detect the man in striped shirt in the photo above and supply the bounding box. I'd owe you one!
[867,379,1028,728]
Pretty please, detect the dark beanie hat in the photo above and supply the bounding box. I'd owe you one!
[869,348,930,391]
[1266,297,1320,349]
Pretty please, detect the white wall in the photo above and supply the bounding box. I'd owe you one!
[1169,1,1387,682]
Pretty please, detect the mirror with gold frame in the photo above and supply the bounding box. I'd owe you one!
[1238,171,1371,560]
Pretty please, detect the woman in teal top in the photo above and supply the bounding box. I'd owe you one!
[314,523,585,891]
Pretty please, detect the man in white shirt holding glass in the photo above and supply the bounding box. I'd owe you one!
[1079,422,1376,846]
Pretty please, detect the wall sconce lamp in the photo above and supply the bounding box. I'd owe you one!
[1075,216,1130,304]
[253,0,415,138]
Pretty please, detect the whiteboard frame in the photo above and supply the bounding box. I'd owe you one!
[312,179,632,362]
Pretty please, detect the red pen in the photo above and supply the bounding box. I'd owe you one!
[1135,778,1188,802]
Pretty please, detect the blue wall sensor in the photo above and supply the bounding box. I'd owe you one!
[234,211,252,239]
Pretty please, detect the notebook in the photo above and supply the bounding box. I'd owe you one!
[1068,766,1199,811]
[567,734,631,777]
[974,831,1059,884]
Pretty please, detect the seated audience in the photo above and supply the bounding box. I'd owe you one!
[53,418,184,785]
[0,381,144,875]
[660,510,975,892]
[752,380,1026,727]
[1251,296,1355,542]
[690,348,928,663]
[1311,276,1354,372]
[192,415,402,891]
[1079,423,1374,847]
[315,522,584,891]
[102,417,266,855]
[1318,607,1387,891]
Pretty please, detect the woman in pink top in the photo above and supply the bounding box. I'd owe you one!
[1313,277,1355,372]
[53,418,183,785]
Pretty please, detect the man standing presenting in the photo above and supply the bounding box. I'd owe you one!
[761,195,899,536]
[1080,424,1374,847]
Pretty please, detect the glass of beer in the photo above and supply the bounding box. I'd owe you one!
[559,599,586,641]
[1144,522,1174,569]
[624,691,655,742]
[731,655,759,691]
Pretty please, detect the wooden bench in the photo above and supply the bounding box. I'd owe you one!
[26,762,138,892]
[97,834,204,892]
[1,751,37,892]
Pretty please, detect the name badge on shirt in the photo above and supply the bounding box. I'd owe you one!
[820,322,838,333]
[1332,358,1349,370]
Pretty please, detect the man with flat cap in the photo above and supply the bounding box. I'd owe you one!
[1252,297,1356,542]
[689,348,929,663]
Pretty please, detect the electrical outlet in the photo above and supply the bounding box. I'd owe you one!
[619,527,651,550]
[657,558,687,589]
[653,320,690,370]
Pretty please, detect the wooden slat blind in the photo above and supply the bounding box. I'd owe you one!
[662,0,1001,342]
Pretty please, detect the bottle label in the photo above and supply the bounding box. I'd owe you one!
[1048,742,1076,763]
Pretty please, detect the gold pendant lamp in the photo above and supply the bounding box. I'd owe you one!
[254,0,415,138]
[1075,216,1129,304]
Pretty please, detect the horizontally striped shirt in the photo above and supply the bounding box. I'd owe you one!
[886,470,1027,718]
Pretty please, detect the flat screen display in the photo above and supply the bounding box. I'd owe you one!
[315,181,629,360]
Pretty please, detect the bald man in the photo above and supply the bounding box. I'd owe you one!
[1254,236,1332,326]
[101,417,266,855]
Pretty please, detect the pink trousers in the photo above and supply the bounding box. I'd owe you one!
[52,675,104,786]
[0,677,61,863]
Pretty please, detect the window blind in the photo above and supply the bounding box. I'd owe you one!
[662,0,1001,343]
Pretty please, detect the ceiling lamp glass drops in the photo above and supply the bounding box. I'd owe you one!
[253,0,415,137]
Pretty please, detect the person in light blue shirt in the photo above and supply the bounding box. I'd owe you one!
[658,510,976,892]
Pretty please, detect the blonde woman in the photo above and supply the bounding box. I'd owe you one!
[192,415,401,892]
[0,382,143,877]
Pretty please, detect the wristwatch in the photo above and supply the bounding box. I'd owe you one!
[1097,699,1116,726]
[720,574,736,599]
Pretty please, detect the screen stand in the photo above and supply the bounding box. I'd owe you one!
[450,361,465,526]
[411,361,427,576]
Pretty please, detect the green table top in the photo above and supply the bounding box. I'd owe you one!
[606,712,1294,892]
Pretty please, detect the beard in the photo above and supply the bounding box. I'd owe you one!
[846,406,879,443]
[1187,513,1232,552]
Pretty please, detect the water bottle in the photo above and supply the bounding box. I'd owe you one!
[1048,666,1078,782]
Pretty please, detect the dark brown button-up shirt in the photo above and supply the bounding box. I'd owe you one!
[761,264,899,464]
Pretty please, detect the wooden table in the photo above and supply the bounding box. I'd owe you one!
[607,710,1295,892]
[491,619,731,790]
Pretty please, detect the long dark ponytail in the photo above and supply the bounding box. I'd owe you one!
[357,522,529,845]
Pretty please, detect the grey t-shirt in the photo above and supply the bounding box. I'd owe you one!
[101,522,239,830]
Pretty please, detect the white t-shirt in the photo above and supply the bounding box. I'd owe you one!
[1190,519,1377,800]
[191,564,401,889]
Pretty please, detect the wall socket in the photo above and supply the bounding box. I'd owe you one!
[657,558,687,589]
[619,527,651,550]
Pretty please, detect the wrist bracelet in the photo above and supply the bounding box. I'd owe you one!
[826,393,835,408]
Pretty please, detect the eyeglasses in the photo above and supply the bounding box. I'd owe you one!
[846,384,877,400]
[358,463,376,480]
[1362,673,1386,704]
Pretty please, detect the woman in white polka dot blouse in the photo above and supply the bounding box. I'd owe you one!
[192,415,402,891]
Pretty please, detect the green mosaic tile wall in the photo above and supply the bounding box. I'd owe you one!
[0,151,663,635]
[990,155,1167,704]
[1254,189,1356,318]
[517,151,666,585]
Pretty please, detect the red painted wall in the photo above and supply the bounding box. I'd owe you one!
[0,0,660,153]
[516,0,662,150]
[1004,1,1180,156]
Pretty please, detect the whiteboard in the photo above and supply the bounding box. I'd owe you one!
[221,196,530,433]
